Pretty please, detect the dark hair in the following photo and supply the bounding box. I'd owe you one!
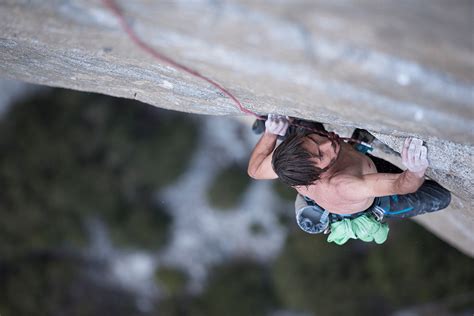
[272,132,327,187]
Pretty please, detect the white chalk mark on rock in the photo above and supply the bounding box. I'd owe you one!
[414,110,424,121]
[159,80,174,90]
[397,73,411,86]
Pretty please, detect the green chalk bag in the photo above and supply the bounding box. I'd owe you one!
[327,215,389,245]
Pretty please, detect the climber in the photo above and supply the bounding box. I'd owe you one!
[247,114,451,230]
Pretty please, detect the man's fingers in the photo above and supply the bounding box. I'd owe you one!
[413,138,423,150]
[420,146,428,166]
[276,122,283,133]
[408,140,416,165]
[401,137,428,175]
[420,146,428,167]
[420,145,427,159]
[266,113,289,136]
[414,139,425,167]
[413,144,420,166]
[279,121,289,136]
[402,138,410,163]
[413,139,422,164]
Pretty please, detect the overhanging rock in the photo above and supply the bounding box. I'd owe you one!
[1,0,473,256]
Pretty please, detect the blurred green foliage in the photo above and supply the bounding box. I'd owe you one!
[1,88,473,316]
[108,201,171,249]
[0,88,197,256]
[146,221,474,316]
[272,180,296,227]
[189,261,278,316]
[272,221,474,315]
[249,222,266,235]
[0,254,77,316]
[273,230,386,315]
[366,221,474,306]
[272,180,296,202]
[0,254,143,316]
[0,88,199,316]
[155,267,188,296]
[207,163,251,210]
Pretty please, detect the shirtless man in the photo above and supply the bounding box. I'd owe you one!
[248,114,451,217]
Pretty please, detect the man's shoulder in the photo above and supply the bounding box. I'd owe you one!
[326,172,363,187]
[325,173,373,204]
[305,175,352,197]
[303,171,366,194]
[303,176,373,213]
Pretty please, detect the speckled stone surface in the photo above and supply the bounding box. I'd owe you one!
[1,0,473,256]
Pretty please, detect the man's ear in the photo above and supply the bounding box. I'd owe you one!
[292,185,305,193]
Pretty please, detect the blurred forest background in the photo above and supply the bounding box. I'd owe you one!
[0,87,473,316]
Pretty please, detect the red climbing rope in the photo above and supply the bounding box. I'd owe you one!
[101,0,370,147]
[102,0,264,119]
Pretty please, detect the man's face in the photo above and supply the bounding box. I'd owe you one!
[303,133,341,170]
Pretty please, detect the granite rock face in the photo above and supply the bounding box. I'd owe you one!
[1,0,473,255]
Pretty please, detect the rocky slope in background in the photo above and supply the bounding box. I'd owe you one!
[1,0,473,256]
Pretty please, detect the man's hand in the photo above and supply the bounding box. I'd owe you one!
[402,137,429,178]
[333,137,428,201]
[265,114,289,136]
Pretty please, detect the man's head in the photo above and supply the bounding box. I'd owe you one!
[272,131,340,187]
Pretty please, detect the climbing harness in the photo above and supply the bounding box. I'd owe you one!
[296,193,390,245]
[102,0,372,149]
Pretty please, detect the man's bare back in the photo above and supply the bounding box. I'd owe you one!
[247,115,430,215]
[295,142,378,213]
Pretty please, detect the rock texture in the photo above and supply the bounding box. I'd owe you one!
[1,0,473,255]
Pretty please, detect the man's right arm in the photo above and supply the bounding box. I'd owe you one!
[247,114,289,180]
[247,132,279,179]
